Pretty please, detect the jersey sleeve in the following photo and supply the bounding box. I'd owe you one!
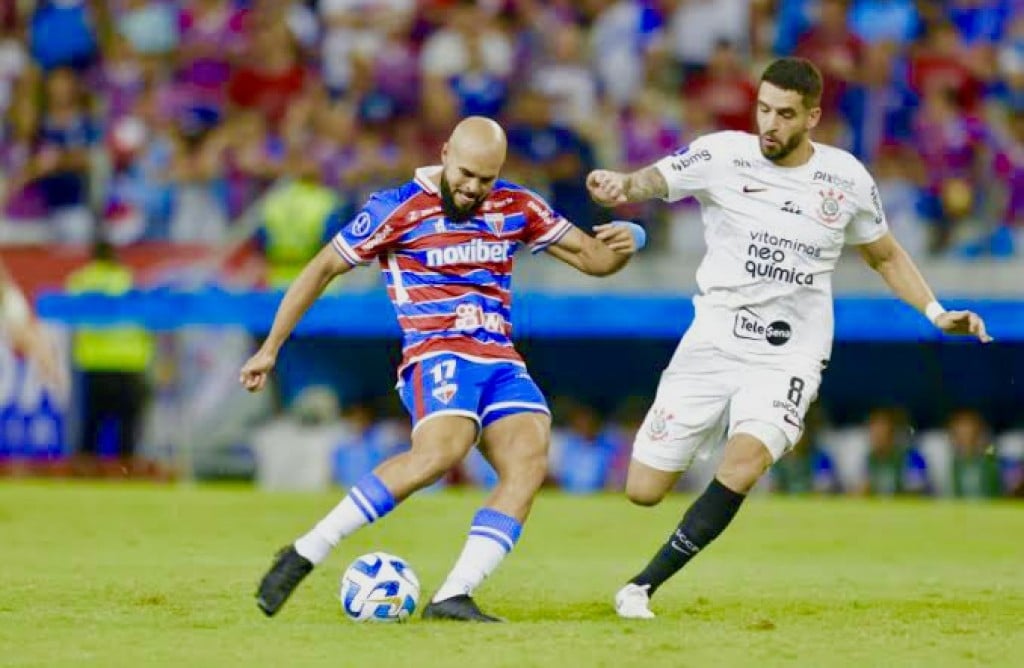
[330,192,405,264]
[521,191,573,254]
[653,135,718,202]
[844,167,889,245]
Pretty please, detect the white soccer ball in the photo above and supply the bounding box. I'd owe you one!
[339,552,420,623]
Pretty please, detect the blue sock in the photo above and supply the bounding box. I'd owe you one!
[349,472,396,522]
[468,508,522,552]
[433,507,523,601]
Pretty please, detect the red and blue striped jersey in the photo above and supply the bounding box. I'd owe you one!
[330,166,573,375]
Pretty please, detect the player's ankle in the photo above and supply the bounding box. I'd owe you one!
[294,530,332,565]
[432,580,472,603]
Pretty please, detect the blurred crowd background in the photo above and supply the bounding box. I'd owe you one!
[1,0,1023,255]
[0,0,1022,498]
[245,389,1024,498]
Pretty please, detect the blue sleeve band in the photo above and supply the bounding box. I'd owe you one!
[615,221,646,251]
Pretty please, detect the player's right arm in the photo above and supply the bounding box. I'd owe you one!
[586,166,668,205]
[240,192,407,392]
[240,246,353,392]
[587,135,719,206]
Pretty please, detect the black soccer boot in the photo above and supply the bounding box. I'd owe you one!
[421,594,503,622]
[256,545,314,617]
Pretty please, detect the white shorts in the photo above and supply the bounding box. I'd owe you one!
[633,341,821,472]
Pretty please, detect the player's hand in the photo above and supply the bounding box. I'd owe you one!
[593,223,638,255]
[239,349,277,392]
[587,170,629,206]
[935,310,993,343]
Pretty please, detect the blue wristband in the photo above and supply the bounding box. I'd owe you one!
[615,221,647,251]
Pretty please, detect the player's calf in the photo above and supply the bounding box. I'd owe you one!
[375,420,478,499]
[623,477,747,603]
[429,413,545,610]
[483,450,547,518]
[477,411,550,518]
[716,429,776,493]
[376,447,461,497]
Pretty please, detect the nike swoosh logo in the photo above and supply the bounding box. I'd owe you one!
[783,414,802,428]
[743,185,767,193]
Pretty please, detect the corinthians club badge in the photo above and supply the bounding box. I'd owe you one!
[817,189,845,224]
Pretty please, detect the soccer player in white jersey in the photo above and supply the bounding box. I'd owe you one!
[586,58,992,619]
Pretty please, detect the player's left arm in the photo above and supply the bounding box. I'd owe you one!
[857,232,992,342]
[544,223,641,276]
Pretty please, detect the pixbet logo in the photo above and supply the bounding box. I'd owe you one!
[812,170,855,190]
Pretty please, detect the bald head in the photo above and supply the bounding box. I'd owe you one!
[447,116,507,166]
[438,117,507,222]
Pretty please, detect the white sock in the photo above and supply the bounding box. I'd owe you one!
[293,473,397,566]
[432,508,522,603]
[294,497,366,565]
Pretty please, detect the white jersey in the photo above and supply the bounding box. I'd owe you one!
[655,131,888,367]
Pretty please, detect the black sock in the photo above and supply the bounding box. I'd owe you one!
[630,478,746,596]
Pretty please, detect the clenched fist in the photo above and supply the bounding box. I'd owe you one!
[239,349,277,392]
[587,170,629,206]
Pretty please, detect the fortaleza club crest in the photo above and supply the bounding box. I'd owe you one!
[484,212,505,236]
[817,189,844,224]
[432,383,458,404]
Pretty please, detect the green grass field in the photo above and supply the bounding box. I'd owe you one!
[1,482,1022,667]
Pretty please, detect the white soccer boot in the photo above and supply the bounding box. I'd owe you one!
[614,583,655,619]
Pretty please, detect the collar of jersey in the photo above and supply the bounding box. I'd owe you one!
[414,165,443,195]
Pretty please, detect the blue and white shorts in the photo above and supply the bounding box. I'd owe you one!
[398,353,549,436]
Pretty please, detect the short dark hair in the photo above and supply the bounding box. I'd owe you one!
[760,58,823,109]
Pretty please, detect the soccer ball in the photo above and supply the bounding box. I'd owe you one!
[339,552,420,623]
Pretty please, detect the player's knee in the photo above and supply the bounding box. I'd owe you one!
[625,482,665,507]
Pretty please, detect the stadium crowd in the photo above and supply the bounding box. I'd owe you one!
[1,0,1023,257]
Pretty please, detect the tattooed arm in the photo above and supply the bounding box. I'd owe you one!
[586,165,669,205]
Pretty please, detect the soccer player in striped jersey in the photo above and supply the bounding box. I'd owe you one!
[242,116,644,621]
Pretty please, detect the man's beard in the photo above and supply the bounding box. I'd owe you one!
[440,174,484,222]
[760,130,805,162]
